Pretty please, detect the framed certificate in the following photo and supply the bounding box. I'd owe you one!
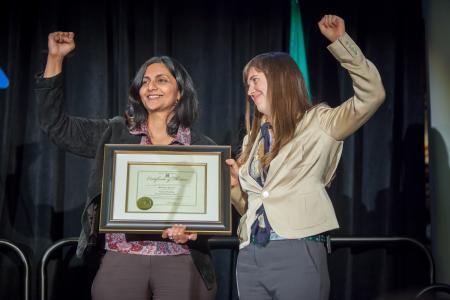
[99,144,232,235]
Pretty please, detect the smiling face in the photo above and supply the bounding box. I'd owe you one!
[139,63,180,114]
[246,67,271,118]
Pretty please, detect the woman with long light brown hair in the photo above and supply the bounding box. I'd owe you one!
[227,15,385,300]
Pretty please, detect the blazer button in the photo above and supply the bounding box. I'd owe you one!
[262,191,269,198]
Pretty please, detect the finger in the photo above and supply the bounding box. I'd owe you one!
[51,32,70,44]
[175,224,186,236]
[174,231,188,243]
[336,16,344,28]
[226,159,238,174]
[188,233,198,241]
[318,15,326,26]
[172,227,179,237]
[331,15,338,26]
[226,159,239,173]
[333,16,341,28]
[50,32,59,42]
[174,224,184,231]
[327,15,333,27]
[63,33,74,43]
[318,18,325,29]
[321,15,329,29]
[55,32,63,43]
[225,159,235,166]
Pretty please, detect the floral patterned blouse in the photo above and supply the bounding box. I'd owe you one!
[105,122,191,255]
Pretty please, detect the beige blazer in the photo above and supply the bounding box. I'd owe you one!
[231,33,386,249]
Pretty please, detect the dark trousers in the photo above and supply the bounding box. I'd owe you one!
[91,251,217,300]
[236,239,330,300]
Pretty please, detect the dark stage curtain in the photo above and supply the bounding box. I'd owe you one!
[300,0,428,299]
[0,0,427,299]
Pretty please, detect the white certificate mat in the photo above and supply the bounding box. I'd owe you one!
[113,153,218,221]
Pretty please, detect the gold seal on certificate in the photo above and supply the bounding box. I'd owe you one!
[136,196,153,210]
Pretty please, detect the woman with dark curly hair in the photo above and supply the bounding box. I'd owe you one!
[35,31,216,300]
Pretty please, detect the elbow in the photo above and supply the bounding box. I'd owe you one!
[233,207,244,216]
[374,69,386,105]
[378,85,386,104]
[232,203,246,216]
[368,62,386,106]
[373,82,386,107]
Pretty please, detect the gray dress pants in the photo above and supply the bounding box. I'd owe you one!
[236,239,330,300]
[91,251,216,300]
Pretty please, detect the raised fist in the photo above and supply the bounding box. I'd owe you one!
[318,15,345,43]
[47,31,75,58]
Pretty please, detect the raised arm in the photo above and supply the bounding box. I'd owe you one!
[316,15,386,141]
[44,32,75,78]
[36,32,109,158]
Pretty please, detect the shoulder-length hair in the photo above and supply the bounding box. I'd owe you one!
[126,56,198,136]
[239,52,311,167]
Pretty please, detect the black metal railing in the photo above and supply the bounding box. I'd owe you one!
[329,236,435,285]
[416,283,450,298]
[38,235,438,300]
[0,239,30,300]
[40,237,79,300]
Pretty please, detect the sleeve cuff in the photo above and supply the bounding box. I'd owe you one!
[34,71,63,89]
[326,33,363,63]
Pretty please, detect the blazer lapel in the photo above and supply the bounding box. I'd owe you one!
[264,119,305,187]
[264,140,296,186]
[239,131,263,193]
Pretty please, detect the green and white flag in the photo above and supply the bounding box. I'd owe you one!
[289,0,311,99]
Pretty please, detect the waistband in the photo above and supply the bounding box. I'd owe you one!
[250,233,328,244]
